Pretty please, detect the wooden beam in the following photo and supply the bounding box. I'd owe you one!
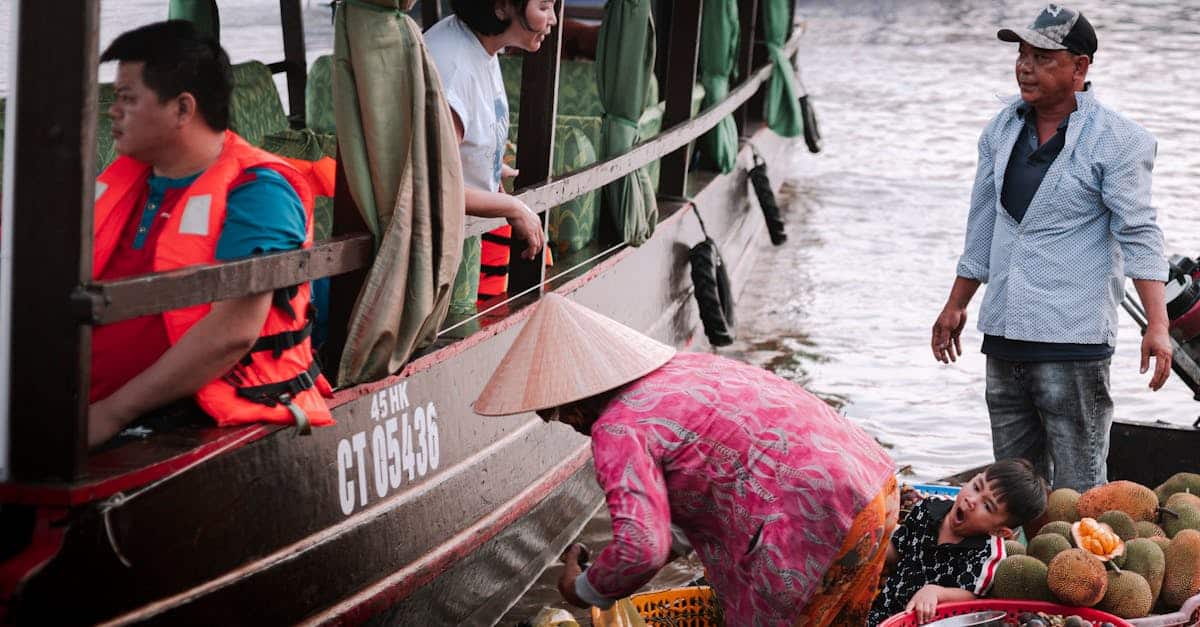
[421,0,442,30]
[318,153,372,382]
[657,0,703,199]
[508,0,564,298]
[279,0,307,128]
[82,235,373,325]
[733,0,759,136]
[8,0,99,481]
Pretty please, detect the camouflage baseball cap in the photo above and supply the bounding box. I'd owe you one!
[998,4,1097,60]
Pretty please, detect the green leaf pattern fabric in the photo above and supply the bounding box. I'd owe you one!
[260,127,338,241]
[228,61,290,148]
[448,235,481,317]
[306,55,336,134]
[547,126,599,253]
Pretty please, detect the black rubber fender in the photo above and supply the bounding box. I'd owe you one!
[689,237,736,347]
[800,95,822,154]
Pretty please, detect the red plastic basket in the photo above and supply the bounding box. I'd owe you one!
[878,600,1133,627]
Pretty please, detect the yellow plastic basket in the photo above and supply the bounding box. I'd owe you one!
[591,586,722,627]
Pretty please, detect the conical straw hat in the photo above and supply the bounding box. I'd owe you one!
[472,294,676,416]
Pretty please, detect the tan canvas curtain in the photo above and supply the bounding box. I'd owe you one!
[332,0,465,386]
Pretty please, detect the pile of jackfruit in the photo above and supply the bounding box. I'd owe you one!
[992,473,1200,619]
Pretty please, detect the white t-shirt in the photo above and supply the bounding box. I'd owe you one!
[425,15,509,193]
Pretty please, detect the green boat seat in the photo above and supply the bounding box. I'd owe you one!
[97,83,118,172]
[228,60,290,149]
[306,54,336,135]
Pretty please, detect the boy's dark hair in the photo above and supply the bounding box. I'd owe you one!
[451,0,532,36]
[985,458,1048,527]
[100,20,232,131]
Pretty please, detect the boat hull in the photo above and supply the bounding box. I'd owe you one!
[7,127,793,626]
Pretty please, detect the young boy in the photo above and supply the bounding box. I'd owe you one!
[866,459,1047,626]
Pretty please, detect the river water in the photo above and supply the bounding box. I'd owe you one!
[2,0,1197,623]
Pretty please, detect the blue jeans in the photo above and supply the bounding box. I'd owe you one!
[985,357,1113,492]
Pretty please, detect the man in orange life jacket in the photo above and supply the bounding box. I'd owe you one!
[88,21,333,447]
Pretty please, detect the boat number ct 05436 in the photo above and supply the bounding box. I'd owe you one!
[335,382,441,516]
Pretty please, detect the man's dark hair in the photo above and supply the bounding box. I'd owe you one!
[450,0,532,36]
[986,458,1048,527]
[100,20,232,131]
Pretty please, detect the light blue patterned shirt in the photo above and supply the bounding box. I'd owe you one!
[956,87,1167,346]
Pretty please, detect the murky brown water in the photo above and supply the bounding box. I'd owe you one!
[507,0,1200,622]
[5,0,1196,623]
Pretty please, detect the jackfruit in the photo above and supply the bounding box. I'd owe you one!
[1150,536,1172,553]
[1096,570,1153,618]
[1029,533,1072,565]
[1047,548,1108,607]
[991,555,1055,602]
[1078,481,1159,522]
[1121,538,1166,607]
[1038,521,1075,542]
[1155,472,1200,506]
[1166,491,1200,513]
[1005,539,1026,556]
[1135,521,1166,539]
[1161,502,1200,538]
[1047,488,1081,523]
[1097,510,1137,541]
[1161,528,1200,610]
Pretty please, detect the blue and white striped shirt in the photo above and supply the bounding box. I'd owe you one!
[956,87,1167,346]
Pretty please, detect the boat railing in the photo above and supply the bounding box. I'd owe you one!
[2,0,801,483]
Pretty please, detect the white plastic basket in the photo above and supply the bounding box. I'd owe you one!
[1127,593,1200,627]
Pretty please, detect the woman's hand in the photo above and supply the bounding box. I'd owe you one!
[556,543,590,608]
[905,584,941,624]
[506,197,544,260]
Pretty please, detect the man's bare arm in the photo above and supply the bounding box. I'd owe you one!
[88,292,272,445]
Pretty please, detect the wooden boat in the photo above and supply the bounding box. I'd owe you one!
[0,0,807,624]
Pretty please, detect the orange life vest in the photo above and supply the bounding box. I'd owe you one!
[478,226,513,301]
[93,131,334,431]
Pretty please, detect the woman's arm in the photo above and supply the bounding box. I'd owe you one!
[451,110,544,259]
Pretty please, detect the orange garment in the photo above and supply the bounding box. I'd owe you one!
[477,225,553,303]
[795,475,900,627]
[93,131,334,429]
[280,155,336,198]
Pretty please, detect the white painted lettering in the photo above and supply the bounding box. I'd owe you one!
[388,385,402,415]
[337,439,355,516]
[414,406,428,477]
[371,425,389,498]
[352,432,369,508]
[385,417,402,489]
[427,403,441,470]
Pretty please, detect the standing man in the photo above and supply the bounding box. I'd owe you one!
[931,5,1170,491]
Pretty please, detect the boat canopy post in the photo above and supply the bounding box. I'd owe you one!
[278,0,307,128]
[7,0,100,482]
[508,0,564,297]
[420,0,441,30]
[0,0,19,481]
[733,0,760,135]
[658,0,703,198]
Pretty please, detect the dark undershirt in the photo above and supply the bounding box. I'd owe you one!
[984,103,1112,362]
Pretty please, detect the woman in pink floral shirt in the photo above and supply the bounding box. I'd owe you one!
[474,295,898,625]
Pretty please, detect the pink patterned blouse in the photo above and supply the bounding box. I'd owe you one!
[581,352,895,625]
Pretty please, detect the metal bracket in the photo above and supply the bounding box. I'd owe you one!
[68,285,106,324]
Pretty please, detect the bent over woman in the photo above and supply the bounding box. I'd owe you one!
[474,295,899,626]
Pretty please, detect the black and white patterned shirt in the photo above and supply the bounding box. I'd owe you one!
[866,497,1006,626]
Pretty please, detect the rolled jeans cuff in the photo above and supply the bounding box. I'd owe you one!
[575,570,616,610]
